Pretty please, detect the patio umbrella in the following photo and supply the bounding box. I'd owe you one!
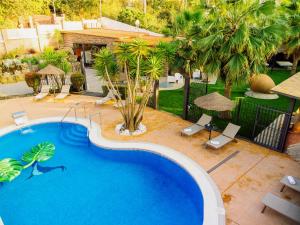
[194,92,235,111]
[37,64,65,77]
[37,64,65,89]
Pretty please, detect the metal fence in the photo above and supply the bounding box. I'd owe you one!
[187,83,293,152]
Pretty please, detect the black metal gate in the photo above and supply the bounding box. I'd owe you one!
[252,105,291,152]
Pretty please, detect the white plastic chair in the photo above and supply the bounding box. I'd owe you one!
[12,111,28,126]
[192,70,201,79]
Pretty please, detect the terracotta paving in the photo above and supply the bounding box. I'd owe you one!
[0,95,300,225]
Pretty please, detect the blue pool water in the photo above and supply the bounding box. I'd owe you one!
[159,81,175,88]
[0,122,204,225]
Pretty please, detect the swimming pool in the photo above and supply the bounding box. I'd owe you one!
[159,81,176,88]
[0,118,225,225]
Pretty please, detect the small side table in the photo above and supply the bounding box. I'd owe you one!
[205,123,214,140]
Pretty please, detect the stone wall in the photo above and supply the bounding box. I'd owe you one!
[0,21,84,57]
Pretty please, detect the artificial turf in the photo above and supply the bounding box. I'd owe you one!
[159,69,300,117]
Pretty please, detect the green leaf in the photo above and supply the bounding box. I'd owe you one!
[225,53,249,77]
[22,142,55,165]
[257,0,275,16]
[0,158,23,182]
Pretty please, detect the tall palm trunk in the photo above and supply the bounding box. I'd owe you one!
[183,74,190,120]
[224,82,232,99]
[143,0,147,14]
[291,53,299,76]
[221,82,232,119]
[153,80,159,109]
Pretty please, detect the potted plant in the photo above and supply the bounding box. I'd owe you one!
[70,72,85,93]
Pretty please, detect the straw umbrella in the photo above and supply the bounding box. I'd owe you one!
[37,64,65,90]
[194,92,235,111]
[194,92,235,139]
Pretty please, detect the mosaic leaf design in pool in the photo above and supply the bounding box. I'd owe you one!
[22,142,55,168]
[0,158,23,182]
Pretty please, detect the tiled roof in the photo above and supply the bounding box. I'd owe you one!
[62,28,172,45]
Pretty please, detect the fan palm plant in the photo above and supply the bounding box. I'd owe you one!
[163,10,203,119]
[94,40,164,133]
[281,0,300,75]
[193,0,286,98]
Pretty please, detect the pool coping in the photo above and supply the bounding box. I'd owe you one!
[0,117,225,225]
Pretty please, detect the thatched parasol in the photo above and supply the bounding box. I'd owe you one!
[37,64,65,77]
[271,72,300,100]
[37,64,65,90]
[194,92,235,111]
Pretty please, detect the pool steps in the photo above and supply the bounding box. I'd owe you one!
[0,217,4,225]
[60,125,89,147]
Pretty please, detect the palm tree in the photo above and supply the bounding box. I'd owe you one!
[281,0,300,75]
[163,10,203,119]
[143,0,147,14]
[193,0,286,99]
[94,40,164,132]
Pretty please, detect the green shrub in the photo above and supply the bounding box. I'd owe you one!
[39,47,71,73]
[21,56,39,65]
[2,47,25,59]
[101,85,109,97]
[70,72,85,92]
[25,72,41,94]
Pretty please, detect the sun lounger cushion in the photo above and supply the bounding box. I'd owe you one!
[280,176,300,193]
[55,93,68,99]
[14,117,28,126]
[197,114,212,127]
[222,123,241,139]
[12,111,26,119]
[206,135,232,149]
[60,85,70,93]
[35,93,48,100]
[181,114,212,136]
[182,124,205,136]
[55,85,70,99]
[262,193,300,223]
[12,111,28,126]
[96,96,112,105]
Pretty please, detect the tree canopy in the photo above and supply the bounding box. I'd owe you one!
[0,0,187,31]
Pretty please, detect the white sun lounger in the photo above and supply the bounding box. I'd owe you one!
[12,111,28,126]
[286,143,300,163]
[280,176,300,193]
[181,114,212,136]
[261,193,300,223]
[192,70,201,79]
[55,84,71,100]
[95,90,115,105]
[206,123,240,149]
[113,100,127,108]
[167,75,176,83]
[35,85,50,100]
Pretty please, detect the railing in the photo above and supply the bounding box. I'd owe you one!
[61,102,87,123]
[88,112,101,128]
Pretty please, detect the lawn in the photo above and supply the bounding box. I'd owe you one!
[159,69,300,141]
[159,69,299,117]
